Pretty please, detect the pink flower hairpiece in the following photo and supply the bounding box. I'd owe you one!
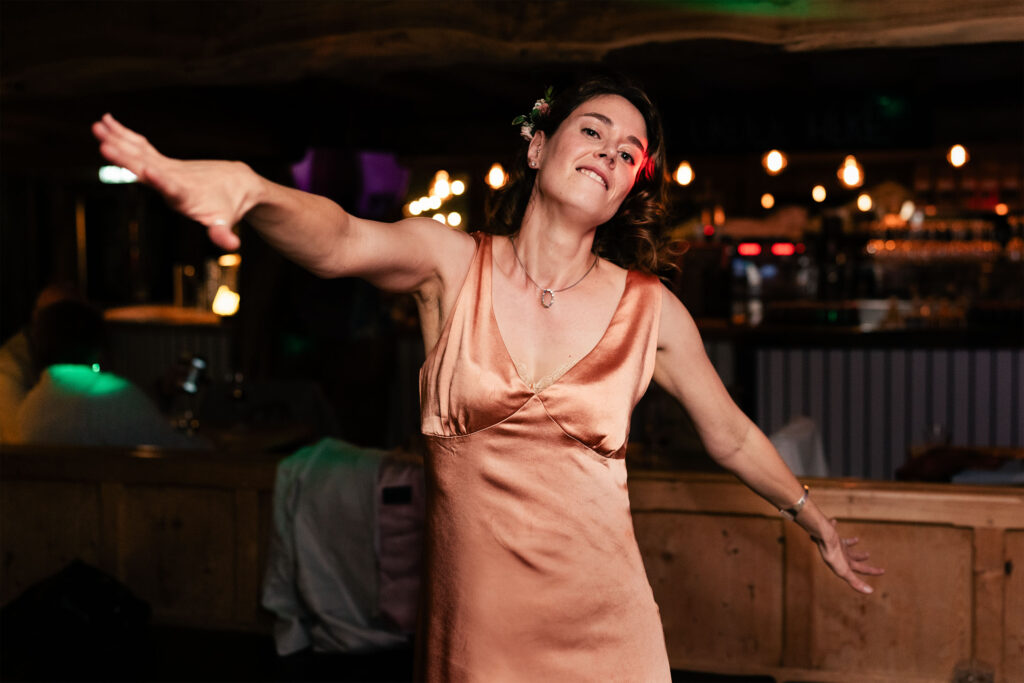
[511,86,554,140]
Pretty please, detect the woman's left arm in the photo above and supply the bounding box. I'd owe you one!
[653,285,884,594]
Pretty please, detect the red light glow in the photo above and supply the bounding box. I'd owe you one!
[771,242,796,256]
[737,243,762,257]
[703,224,715,237]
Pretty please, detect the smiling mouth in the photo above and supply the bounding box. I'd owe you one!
[576,167,607,190]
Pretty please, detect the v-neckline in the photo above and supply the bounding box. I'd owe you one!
[488,235,631,395]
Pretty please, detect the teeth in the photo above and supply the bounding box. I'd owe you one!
[577,168,606,188]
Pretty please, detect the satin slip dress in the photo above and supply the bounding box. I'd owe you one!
[418,232,671,682]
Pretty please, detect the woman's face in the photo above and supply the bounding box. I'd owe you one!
[528,94,649,226]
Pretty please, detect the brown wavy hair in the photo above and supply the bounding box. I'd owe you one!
[485,75,675,274]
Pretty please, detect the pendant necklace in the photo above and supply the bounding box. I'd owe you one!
[510,235,599,308]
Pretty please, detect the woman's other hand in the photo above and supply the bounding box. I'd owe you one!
[814,518,885,594]
[92,113,259,250]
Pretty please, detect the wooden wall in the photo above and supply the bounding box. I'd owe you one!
[2,446,1022,681]
[630,472,1024,683]
[0,445,277,632]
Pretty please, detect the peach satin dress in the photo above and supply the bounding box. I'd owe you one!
[418,233,671,682]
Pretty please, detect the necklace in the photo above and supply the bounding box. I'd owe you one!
[510,235,599,308]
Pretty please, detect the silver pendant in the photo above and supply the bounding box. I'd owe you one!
[540,289,554,308]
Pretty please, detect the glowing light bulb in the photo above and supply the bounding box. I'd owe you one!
[447,211,462,227]
[674,161,694,186]
[899,200,916,221]
[762,150,787,175]
[432,213,447,224]
[995,203,1008,216]
[857,193,873,212]
[212,285,240,316]
[433,170,451,199]
[427,196,442,210]
[947,144,969,168]
[713,205,725,226]
[812,185,827,202]
[451,180,466,195]
[217,253,241,267]
[761,193,775,210]
[838,155,863,188]
[409,200,423,215]
[487,164,507,189]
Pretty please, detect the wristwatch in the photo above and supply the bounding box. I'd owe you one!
[780,485,810,520]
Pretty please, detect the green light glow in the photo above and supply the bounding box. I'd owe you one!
[49,364,132,397]
[652,0,838,19]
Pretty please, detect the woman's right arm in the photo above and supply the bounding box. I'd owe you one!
[91,114,473,296]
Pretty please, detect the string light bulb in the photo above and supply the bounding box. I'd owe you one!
[762,150,787,175]
[674,161,694,186]
[487,163,507,189]
[947,144,969,168]
[837,155,863,188]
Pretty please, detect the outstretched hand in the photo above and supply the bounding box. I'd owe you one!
[92,113,258,250]
[815,518,885,594]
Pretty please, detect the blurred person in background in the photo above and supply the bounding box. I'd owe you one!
[15,298,205,449]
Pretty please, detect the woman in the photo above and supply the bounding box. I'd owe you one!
[94,76,882,681]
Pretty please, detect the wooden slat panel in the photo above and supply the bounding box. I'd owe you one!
[973,528,1006,681]
[0,480,101,604]
[1005,531,1024,678]
[629,474,1024,529]
[634,512,783,670]
[120,485,236,622]
[804,522,972,678]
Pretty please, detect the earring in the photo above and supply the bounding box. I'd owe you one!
[529,160,537,168]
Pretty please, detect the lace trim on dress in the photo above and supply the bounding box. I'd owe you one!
[512,356,577,394]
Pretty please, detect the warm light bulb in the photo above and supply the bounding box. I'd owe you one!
[433,170,451,199]
[432,213,447,224]
[857,193,873,212]
[487,164,507,189]
[713,205,725,226]
[899,200,916,221]
[761,193,775,210]
[674,161,694,186]
[212,285,240,316]
[947,144,969,168]
[451,180,466,195]
[447,211,462,227]
[762,150,787,175]
[409,200,423,215]
[217,253,241,267]
[995,203,1009,216]
[812,185,827,202]
[427,196,442,210]
[838,155,863,188]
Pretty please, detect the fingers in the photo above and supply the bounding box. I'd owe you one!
[848,576,874,595]
[208,219,242,251]
[101,113,148,145]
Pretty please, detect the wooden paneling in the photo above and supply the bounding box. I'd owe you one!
[0,480,102,603]
[635,513,783,670]
[802,522,972,677]
[629,472,1024,682]
[0,444,278,632]
[1005,531,1024,679]
[120,485,237,622]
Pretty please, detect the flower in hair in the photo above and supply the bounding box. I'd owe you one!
[511,86,554,140]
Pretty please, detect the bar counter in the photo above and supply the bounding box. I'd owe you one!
[2,444,1021,682]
